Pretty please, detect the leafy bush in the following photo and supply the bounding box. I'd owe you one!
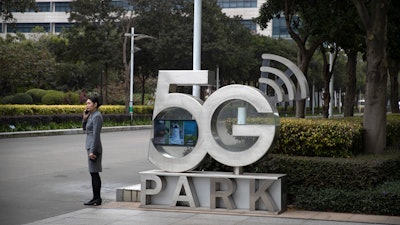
[294,182,400,216]
[0,104,153,116]
[64,92,80,104]
[198,153,400,216]
[26,88,47,104]
[0,104,153,131]
[12,93,33,104]
[0,114,152,132]
[41,90,65,104]
[387,114,400,147]
[257,154,399,190]
[0,95,14,104]
[274,118,364,157]
[134,105,154,114]
[101,105,126,114]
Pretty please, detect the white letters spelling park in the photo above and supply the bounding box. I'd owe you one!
[139,53,309,214]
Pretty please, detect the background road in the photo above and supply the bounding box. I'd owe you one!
[0,129,155,225]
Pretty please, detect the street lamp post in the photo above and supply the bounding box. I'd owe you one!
[129,27,135,122]
[329,52,334,118]
[124,27,155,123]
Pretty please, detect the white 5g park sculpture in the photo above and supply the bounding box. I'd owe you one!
[140,54,309,213]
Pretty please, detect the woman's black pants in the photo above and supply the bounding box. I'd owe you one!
[90,172,101,200]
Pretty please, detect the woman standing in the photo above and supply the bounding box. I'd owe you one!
[82,96,103,206]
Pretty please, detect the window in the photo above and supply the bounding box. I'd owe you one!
[55,23,72,32]
[240,20,256,31]
[7,23,50,33]
[28,2,50,12]
[217,0,257,8]
[55,2,71,12]
[272,16,290,39]
[111,0,134,10]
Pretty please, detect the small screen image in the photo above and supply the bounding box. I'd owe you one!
[153,120,198,146]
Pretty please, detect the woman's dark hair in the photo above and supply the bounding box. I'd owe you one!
[88,96,102,108]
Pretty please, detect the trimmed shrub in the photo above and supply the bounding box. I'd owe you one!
[294,182,400,216]
[387,114,400,148]
[12,93,33,104]
[1,95,14,104]
[0,114,152,131]
[41,90,65,104]
[64,92,80,105]
[134,105,153,114]
[25,88,47,104]
[0,104,153,115]
[274,118,364,157]
[198,153,400,216]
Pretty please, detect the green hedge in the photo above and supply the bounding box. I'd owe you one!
[4,89,83,105]
[41,90,65,104]
[1,105,399,155]
[198,153,400,216]
[266,154,400,216]
[25,88,47,104]
[274,118,364,157]
[0,104,153,116]
[387,114,400,147]
[295,182,400,215]
[0,114,152,131]
[12,93,33,104]
[0,105,154,132]
[64,91,80,105]
[0,95,14,104]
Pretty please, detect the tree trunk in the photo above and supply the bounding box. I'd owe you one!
[295,51,313,118]
[141,77,146,105]
[388,57,400,113]
[321,49,334,119]
[103,63,109,105]
[352,0,389,154]
[322,82,331,118]
[343,50,357,117]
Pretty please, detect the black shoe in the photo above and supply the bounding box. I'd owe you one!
[84,198,102,206]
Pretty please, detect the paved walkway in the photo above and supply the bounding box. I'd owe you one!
[24,201,400,225]
[0,125,152,139]
[5,128,400,225]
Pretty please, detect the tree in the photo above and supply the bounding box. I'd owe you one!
[66,0,125,104]
[122,0,192,108]
[387,1,400,113]
[352,0,389,154]
[257,0,337,118]
[320,44,339,118]
[0,36,57,95]
[200,1,255,85]
[0,0,37,21]
[130,0,259,93]
[327,0,365,117]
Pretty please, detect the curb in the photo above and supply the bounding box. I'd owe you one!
[0,125,152,138]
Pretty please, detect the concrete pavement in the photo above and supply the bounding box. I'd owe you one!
[0,125,152,139]
[24,201,400,225]
[2,127,400,225]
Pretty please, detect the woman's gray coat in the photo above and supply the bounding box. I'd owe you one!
[83,110,103,173]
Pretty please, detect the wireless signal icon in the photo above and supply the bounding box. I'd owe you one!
[259,54,309,104]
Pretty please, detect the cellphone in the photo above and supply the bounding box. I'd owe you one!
[85,110,89,114]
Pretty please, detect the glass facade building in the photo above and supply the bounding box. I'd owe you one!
[1,0,289,38]
[217,0,257,8]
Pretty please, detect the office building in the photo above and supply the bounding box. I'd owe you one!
[1,0,290,39]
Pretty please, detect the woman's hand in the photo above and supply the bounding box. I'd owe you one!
[89,153,97,160]
[83,110,90,120]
